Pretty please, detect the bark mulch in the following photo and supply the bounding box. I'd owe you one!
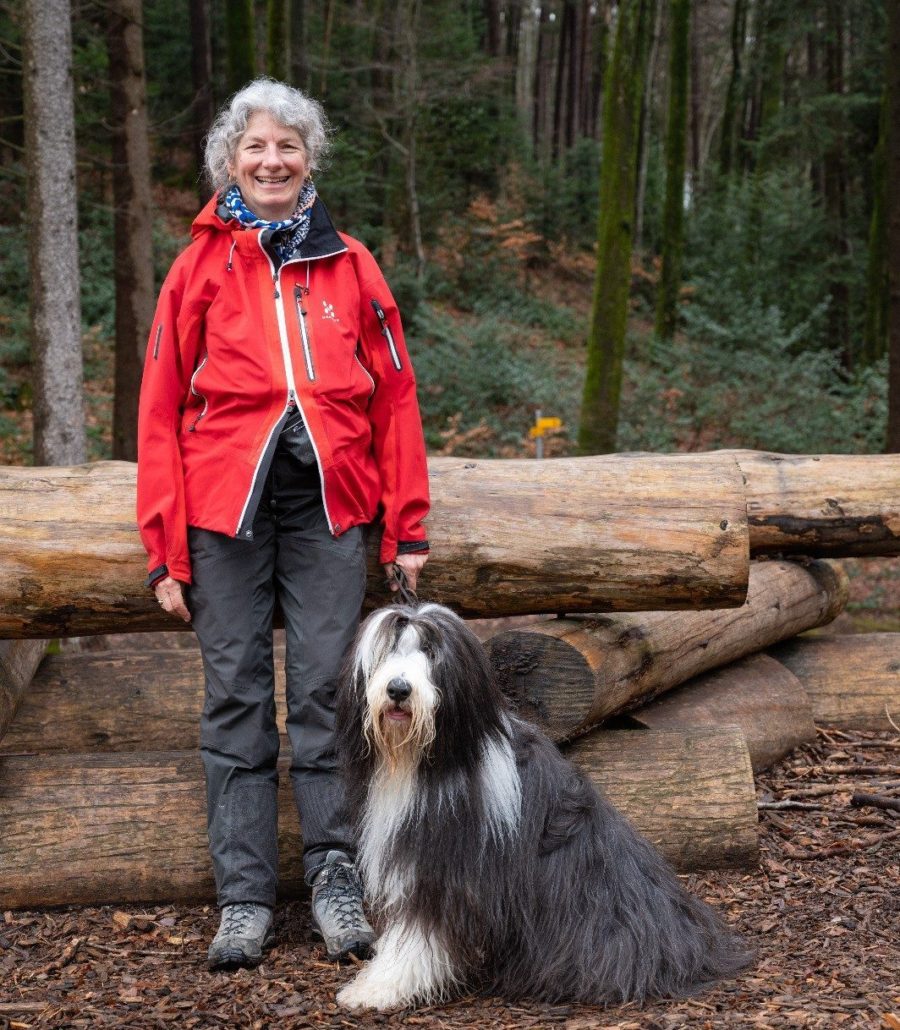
[1,729,897,1030]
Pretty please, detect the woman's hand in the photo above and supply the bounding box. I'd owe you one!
[154,576,192,623]
[383,552,429,596]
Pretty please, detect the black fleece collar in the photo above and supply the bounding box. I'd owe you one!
[215,195,348,262]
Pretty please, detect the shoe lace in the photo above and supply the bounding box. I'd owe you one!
[221,903,262,936]
[316,863,366,931]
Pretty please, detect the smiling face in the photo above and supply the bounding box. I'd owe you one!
[228,110,309,221]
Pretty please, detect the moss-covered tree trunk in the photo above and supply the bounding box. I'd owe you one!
[578,0,652,454]
[654,0,690,341]
[226,0,256,95]
[887,0,900,452]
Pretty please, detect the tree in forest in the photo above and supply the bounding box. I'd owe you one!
[578,0,653,454]
[226,0,256,95]
[864,85,887,365]
[23,0,86,465]
[190,0,215,204]
[107,0,155,461]
[655,0,690,340]
[267,0,289,81]
[718,0,747,176]
[886,0,900,452]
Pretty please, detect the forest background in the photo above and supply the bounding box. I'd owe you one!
[0,0,896,468]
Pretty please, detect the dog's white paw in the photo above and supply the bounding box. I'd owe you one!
[336,973,406,1012]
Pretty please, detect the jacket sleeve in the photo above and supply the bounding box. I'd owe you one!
[136,259,204,586]
[356,262,430,565]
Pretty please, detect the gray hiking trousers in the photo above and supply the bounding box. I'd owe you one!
[187,439,366,908]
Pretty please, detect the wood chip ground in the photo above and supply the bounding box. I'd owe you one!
[1,728,897,1029]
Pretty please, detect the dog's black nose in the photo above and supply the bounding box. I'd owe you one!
[387,677,411,703]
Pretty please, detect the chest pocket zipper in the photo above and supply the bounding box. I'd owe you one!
[371,299,403,372]
[188,355,209,431]
[295,285,316,381]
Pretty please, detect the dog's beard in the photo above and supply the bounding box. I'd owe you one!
[363,691,435,776]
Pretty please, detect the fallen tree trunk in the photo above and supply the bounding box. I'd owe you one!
[0,456,750,636]
[0,727,756,907]
[728,451,900,557]
[0,640,47,742]
[625,653,817,771]
[486,559,848,742]
[769,633,900,732]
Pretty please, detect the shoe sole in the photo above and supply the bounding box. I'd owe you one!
[208,930,274,972]
[312,928,374,963]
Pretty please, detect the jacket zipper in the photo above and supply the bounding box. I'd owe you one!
[153,323,163,360]
[188,356,209,431]
[371,299,402,371]
[234,242,334,537]
[294,284,316,381]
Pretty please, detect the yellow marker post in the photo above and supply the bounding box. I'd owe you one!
[529,410,562,458]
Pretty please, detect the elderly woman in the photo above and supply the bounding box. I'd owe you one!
[137,78,430,970]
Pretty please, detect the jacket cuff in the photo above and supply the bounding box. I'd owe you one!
[396,540,429,555]
[145,564,169,589]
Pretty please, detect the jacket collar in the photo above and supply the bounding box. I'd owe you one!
[195,193,348,262]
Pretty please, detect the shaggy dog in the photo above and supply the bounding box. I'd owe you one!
[335,602,751,1012]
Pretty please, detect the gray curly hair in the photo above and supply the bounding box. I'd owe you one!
[204,78,330,192]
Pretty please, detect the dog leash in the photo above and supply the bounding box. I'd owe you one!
[390,563,419,607]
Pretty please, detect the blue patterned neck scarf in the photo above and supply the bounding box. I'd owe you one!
[223,180,317,262]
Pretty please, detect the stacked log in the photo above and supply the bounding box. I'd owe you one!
[1,451,898,908]
[769,633,900,732]
[485,559,847,742]
[0,726,756,909]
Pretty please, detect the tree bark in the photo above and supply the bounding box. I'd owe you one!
[730,449,900,557]
[266,0,289,80]
[625,652,816,772]
[23,0,86,466]
[225,0,256,95]
[578,0,653,453]
[486,559,848,742]
[634,0,662,250]
[0,727,756,908]
[566,727,759,870]
[107,0,155,462]
[770,633,900,733]
[887,0,900,451]
[0,641,46,744]
[290,0,308,90]
[718,0,746,176]
[189,0,215,206]
[0,454,749,635]
[654,0,691,340]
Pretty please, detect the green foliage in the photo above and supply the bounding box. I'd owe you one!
[407,303,582,454]
[537,138,601,249]
[618,304,887,454]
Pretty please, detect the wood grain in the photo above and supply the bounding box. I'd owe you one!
[487,559,848,741]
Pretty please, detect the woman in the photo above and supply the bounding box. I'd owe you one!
[137,78,430,971]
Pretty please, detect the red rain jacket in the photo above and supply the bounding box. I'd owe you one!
[136,196,430,586]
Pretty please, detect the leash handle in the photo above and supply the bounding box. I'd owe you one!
[390,563,419,606]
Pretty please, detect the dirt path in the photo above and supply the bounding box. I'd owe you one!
[1,730,898,1030]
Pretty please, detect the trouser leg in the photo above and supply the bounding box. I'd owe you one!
[269,450,367,881]
[188,520,280,908]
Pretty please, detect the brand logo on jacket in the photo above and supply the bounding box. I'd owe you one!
[322,300,340,323]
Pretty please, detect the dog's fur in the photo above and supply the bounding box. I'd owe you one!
[335,602,751,1011]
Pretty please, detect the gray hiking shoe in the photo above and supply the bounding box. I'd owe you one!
[311,850,376,961]
[207,902,273,970]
